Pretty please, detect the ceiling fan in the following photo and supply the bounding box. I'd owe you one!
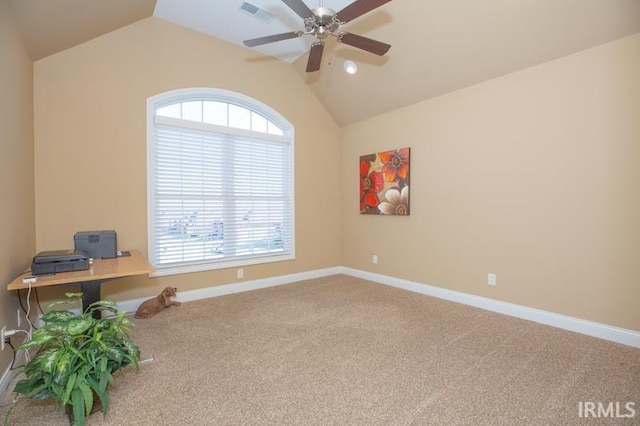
[243,0,394,72]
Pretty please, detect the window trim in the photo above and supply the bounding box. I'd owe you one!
[147,87,295,277]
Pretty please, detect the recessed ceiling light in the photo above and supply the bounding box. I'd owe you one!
[343,60,358,75]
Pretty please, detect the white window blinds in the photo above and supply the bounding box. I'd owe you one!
[148,91,294,275]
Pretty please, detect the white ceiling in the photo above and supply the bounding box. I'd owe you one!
[9,0,640,126]
[154,0,358,63]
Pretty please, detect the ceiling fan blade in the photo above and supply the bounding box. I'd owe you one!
[282,0,314,19]
[306,43,324,72]
[335,0,393,24]
[243,32,301,47]
[338,32,391,56]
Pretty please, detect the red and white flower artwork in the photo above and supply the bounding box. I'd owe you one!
[359,147,410,215]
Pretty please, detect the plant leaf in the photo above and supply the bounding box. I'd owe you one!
[44,300,75,310]
[38,348,60,373]
[98,371,113,392]
[17,328,55,349]
[30,388,56,400]
[79,382,93,416]
[65,316,94,335]
[86,299,118,316]
[62,372,77,405]
[55,351,73,377]
[96,387,110,414]
[41,310,76,323]
[14,378,45,397]
[71,388,86,426]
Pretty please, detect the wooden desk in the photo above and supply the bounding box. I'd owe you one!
[7,250,154,316]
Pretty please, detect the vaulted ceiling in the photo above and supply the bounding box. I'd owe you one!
[8,0,640,126]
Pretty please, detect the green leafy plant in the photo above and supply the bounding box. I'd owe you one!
[11,293,140,426]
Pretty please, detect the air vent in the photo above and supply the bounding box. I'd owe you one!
[239,2,274,23]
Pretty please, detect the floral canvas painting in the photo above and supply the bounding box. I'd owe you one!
[359,148,410,215]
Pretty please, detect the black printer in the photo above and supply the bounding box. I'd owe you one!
[74,230,117,259]
[31,250,90,275]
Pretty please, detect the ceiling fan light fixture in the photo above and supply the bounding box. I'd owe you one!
[344,60,358,75]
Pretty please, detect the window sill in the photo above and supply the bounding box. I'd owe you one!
[150,253,295,277]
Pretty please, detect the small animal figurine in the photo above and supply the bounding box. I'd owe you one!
[134,286,181,319]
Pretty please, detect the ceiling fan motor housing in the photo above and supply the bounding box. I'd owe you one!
[305,7,340,39]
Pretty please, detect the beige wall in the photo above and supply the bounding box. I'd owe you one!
[0,0,35,371]
[342,33,640,331]
[33,17,342,302]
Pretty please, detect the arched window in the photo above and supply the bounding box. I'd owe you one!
[147,88,294,276]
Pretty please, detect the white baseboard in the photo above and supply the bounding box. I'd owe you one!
[117,266,343,315]
[340,267,640,349]
[117,265,640,349]
[0,348,28,407]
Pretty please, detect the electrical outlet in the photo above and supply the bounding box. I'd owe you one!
[372,255,378,264]
[237,269,244,279]
[488,273,497,286]
[1,326,6,351]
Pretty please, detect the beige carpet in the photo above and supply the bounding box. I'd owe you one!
[2,274,639,425]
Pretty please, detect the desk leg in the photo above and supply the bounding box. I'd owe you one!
[80,281,102,319]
